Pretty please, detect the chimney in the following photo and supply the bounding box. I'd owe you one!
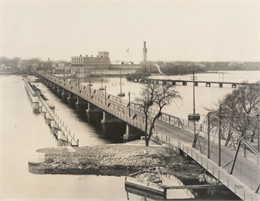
[143,41,147,64]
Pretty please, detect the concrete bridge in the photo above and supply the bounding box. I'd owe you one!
[34,71,260,200]
[131,78,256,88]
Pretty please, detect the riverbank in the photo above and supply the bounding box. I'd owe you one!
[32,142,204,179]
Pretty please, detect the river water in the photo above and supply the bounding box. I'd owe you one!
[85,71,260,121]
[1,71,259,200]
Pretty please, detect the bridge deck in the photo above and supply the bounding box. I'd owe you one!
[132,78,256,87]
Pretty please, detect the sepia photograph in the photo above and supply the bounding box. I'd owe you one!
[0,0,259,200]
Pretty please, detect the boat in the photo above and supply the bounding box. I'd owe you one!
[125,170,166,198]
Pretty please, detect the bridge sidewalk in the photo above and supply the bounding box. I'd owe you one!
[152,121,260,200]
[178,141,260,201]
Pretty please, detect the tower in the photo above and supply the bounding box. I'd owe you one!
[143,41,147,64]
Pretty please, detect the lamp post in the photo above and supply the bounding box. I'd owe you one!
[105,85,107,106]
[104,85,110,106]
[77,78,80,91]
[128,92,135,118]
[188,65,200,148]
[117,69,125,97]
[88,81,92,98]
[99,71,105,90]
[258,114,260,152]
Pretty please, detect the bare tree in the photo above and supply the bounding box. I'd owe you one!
[135,83,181,146]
[209,81,260,143]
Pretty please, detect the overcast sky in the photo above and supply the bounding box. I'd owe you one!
[1,0,259,62]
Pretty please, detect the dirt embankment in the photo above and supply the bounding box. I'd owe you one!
[35,143,204,179]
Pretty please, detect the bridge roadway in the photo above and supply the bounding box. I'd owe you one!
[131,78,256,88]
[34,71,260,200]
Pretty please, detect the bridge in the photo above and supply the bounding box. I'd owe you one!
[24,77,79,146]
[130,77,256,88]
[34,71,260,200]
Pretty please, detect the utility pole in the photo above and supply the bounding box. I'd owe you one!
[193,65,196,140]
[128,92,131,118]
[208,113,211,158]
[219,105,222,166]
[105,85,107,106]
[189,65,200,148]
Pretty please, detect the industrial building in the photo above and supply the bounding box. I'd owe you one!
[71,42,148,77]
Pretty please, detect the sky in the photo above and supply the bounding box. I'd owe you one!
[1,0,259,62]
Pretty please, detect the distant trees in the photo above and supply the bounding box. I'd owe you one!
[0,57,20,67]
[135,83,181,146]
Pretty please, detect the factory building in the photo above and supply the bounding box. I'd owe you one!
[71,42,148,77]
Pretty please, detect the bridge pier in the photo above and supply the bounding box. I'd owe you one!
[67,92,77,105]
[101,112,123,123]
[123,124,143,140]
[232,83,237,88]
[86,103,102,113]
[182,81,187,86]
[206,82,211,87]
[219,83,223,88]
[172,81,176,86]
[195,82,198,86]
[75,97,87,111]
[56,86,62,97]
[61,89,69,102]
[52,84,58,92]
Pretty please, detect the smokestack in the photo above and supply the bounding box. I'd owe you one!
[143,41,147,64]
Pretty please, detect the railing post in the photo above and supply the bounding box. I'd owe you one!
[227,178,229,187]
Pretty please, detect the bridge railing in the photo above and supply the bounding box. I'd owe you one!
[38,95,79,146]
[148,130,260,201]
[177,141,260,201]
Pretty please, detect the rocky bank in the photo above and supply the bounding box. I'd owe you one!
[34,143,204,179]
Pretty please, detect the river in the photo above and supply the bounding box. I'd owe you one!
[1,71,258,200]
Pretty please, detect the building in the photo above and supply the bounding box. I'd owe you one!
[71,51,110,77]
[71,42,148,77]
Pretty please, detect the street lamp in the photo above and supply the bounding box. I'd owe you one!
[188,65,200,147]
[128,92,135,117]
[88,81,93,98]
[117,69,125,97]
[257,114,260,152]
[99,71,105,91]
[77,78,80,91]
